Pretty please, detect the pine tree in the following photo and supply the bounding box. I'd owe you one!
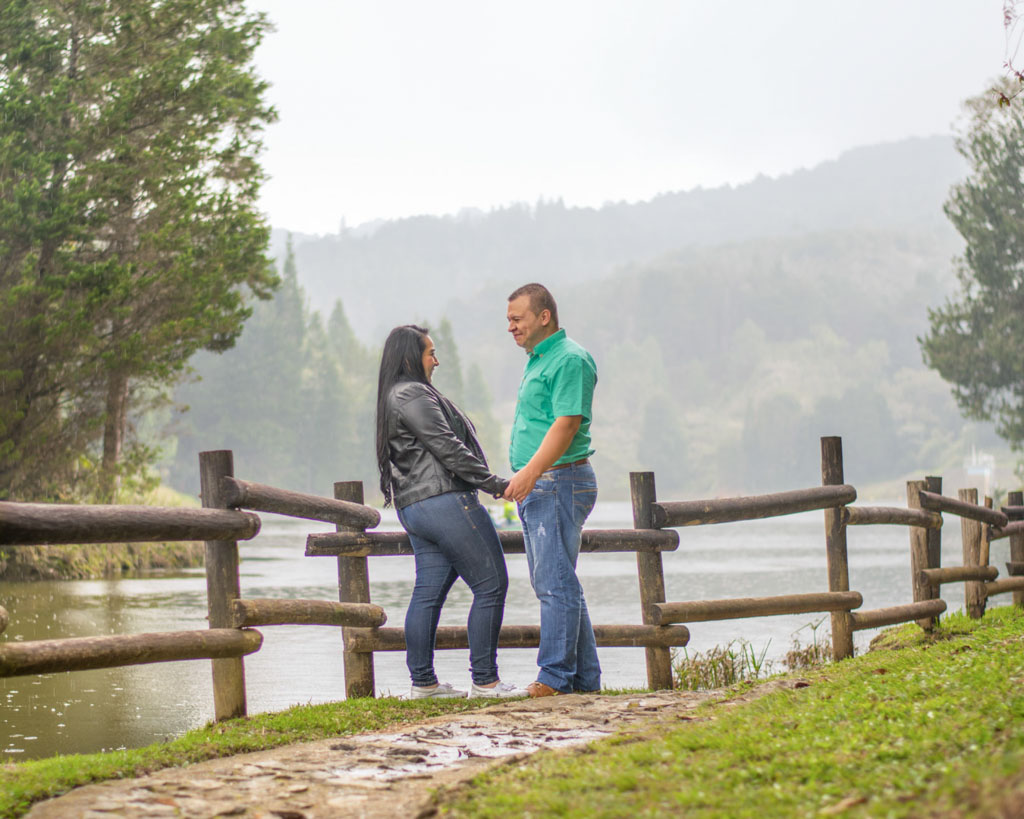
[463,363,504,468]
[921,81,1024,449]
[0,0,277,500]
[431,318,465,406]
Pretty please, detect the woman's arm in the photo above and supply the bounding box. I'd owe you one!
[399,389,508,496]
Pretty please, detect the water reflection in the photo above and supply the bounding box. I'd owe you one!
[1,503,1009,760]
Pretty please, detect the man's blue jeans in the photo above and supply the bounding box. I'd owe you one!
[519,462,600,693]
[397,490,508,687]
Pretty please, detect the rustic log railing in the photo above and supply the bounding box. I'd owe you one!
[1002,492,1024,608]
[221,476,381,529]
[0,450,387,723]
[635,437,920,661]
[3,438,1024,723]
[0,501,260,545]
[307,514,688,695]
[651,484,857,528]
[0,630,264,677]
[629,436,1022,662]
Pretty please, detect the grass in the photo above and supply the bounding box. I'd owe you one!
[7,609,1024,818]
[673,617,832,690]
[443,606,1024,818]
[0,695,487,819]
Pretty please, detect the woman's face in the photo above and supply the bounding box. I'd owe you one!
[421,335,439,382]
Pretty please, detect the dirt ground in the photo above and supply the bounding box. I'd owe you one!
[23,682,804,819]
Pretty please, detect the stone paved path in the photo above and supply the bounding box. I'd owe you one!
[25,684,799,818]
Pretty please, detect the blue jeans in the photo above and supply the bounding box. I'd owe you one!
[397,490,508,687]
[518,462,600,693]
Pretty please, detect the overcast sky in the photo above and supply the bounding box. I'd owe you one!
[247,1,1009,235]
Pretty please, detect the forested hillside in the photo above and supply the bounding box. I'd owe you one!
[274,136,962,339]
[167,136,1004,501]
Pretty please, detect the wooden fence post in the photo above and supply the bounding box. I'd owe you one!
[1008,490,1024,608]
[630,472,674,690]
[907,479,937,630]
[821,437,854,660]
[925,476,943,587]
[199,450,247,721]
[335,481,375,698]
[958,488,986,619]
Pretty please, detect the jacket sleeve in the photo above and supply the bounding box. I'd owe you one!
[398,390,509,497]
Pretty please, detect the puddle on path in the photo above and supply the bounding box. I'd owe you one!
[335,720,610,781]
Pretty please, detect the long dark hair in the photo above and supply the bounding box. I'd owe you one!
[375,324,430,506]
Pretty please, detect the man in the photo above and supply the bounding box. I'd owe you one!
[504,283,600,697]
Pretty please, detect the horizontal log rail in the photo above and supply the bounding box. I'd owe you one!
[0,629,263,677]
[919,491,1008,528]
[0,501,260,546]
[231,598,386,628]
[985,577,1024,597]
[1001,505,1024,518]
[652,485,856,528]
[342,624,691,653]
[306,527,681,557]
[652,591,863,625]
[849,600,947,631]
[844,506,942,529]
[989,521,1024,541]
[1007,561,1024,577]
[222,476,381,530]
[920,566,999,587]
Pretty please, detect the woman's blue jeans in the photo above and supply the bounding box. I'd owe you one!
[397,490,509,687]
[518,462,600,693]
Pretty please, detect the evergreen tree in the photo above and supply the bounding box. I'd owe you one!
[463,363,504,468]
[0,0,277,500]
[299,316,354,493]
[921,81,1024,449]
[431,318,465,406]
[171,239,305,492]
[327,300,374,382]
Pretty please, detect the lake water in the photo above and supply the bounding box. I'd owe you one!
[1,501,1011,760]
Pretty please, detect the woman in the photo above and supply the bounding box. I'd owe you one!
[376,325,524,699]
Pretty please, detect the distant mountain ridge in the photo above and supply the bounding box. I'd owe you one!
[271,135,964,339]
[173,134,988,499]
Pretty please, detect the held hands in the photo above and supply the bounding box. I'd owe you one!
[503,467,540,503]
[503,416,580,502]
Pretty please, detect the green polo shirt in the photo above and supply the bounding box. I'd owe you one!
[509,329,597,471]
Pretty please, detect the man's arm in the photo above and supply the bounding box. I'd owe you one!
[503,415,582,502]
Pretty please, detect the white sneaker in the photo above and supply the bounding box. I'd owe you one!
[469,680,528,698]
[409,682,468,699]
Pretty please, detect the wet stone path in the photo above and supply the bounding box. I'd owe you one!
[25,686,792,818]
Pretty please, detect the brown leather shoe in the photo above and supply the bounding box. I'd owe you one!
[526,681,563,698]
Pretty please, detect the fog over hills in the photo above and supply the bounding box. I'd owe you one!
[271,135,964,342]
[173,134,994,499]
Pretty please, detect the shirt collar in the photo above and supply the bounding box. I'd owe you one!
[528,328,565,358]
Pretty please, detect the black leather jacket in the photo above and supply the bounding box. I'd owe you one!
[385,379,508,509]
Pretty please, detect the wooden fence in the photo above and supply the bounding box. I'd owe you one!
[0,451,387,720]
[2,439,1024,722]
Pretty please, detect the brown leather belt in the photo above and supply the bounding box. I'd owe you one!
[547,458,589,471]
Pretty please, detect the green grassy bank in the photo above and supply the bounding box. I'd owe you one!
[444,606,1024,818]
[3,607,1022,818]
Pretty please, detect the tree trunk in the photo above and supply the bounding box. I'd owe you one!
[100,368,130,501]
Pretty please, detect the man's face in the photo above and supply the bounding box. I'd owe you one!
[507,295,551,351]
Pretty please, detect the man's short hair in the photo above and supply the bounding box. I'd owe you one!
[508,283,559,327]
